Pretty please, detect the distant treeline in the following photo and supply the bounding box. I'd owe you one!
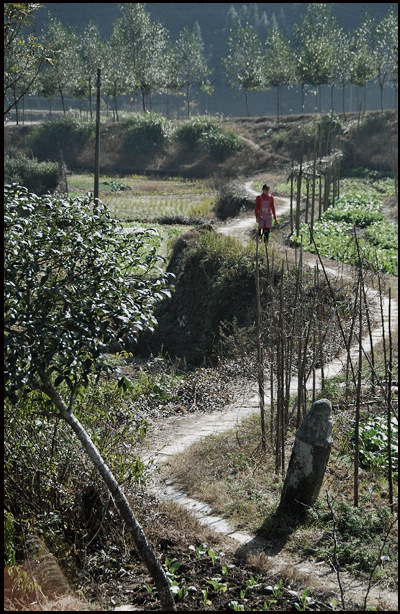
[5,3,398,121]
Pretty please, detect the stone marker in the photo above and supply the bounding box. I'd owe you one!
[278,399,333,514]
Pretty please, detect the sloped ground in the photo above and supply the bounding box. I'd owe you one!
[4,110,397,179]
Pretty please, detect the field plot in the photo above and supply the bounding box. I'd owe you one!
[68,173,217,222]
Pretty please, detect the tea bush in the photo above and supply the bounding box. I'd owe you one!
[4,153,59,195]
[123,112,172,155]
[27,116,95,163]
[174,116,241,160]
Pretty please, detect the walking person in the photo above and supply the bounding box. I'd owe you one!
[255,184,278,244]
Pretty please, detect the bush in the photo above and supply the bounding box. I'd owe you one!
[215,181,254,220]
[175,116,241,160]
[123,112,172,155]
[4,380,150,574]
[4,153,59,195]
[299,111,343,154]
[27,116,95,163]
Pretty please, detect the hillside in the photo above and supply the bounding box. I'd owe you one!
[4,110,398,179]
[5,110,399,178]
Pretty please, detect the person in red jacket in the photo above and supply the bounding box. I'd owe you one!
[255,184,278,244]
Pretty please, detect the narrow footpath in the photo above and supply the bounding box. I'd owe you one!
[120,181,398,611]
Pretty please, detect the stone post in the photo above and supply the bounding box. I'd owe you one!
[278,399,333,514]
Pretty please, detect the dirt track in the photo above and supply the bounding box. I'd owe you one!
[133,180,398,611]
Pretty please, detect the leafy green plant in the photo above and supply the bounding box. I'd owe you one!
[206,576,228,593]
[164,557,182,578]
[358,415,398,477]
[201,588,211,605]
[228,601,245,611]
[294,588,313,610]
[189,543,207,558]
[265,579,284,597]
[291,190,398,275]
[364,220,398,250]
[102,179,131,192]
[324,194,383,227]
[208,548,217,566]
[240,574,261,599]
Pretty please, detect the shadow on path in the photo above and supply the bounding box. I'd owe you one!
[234,507,307,562]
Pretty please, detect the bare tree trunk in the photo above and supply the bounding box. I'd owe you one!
[39,373,176,611]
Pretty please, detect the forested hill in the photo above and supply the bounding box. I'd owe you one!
[38,3,397,38]
[35,3,398,116]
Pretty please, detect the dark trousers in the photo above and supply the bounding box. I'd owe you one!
[258,228,271,243]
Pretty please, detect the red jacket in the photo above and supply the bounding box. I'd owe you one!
[255,193,277,228]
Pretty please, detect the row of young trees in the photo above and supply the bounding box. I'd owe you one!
[4,3,398,120]
[224,4,397,117]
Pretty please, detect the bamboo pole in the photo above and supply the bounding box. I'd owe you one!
[255,234,266,453]
[387,288,393,509]
[354,273,362,508]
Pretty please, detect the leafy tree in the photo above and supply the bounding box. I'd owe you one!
[4,185,175,611]
[329,26,351,116]
[222,21,263,116]
[373,9,398,111]
[293,3,339,112]
[103,19,131,121]
[172,22,213,117]
[39,15,79,115]
[263,24,296,120]
[348,16,376,114]
[80,21,104,119]
[4,3,49,117]
[118,3,169,112]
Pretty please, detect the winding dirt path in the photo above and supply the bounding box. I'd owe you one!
[139,180,398,611]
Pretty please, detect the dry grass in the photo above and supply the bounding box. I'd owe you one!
[4,537,99,611]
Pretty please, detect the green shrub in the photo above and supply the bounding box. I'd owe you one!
[174,116,215,146]
[175,116,241,160]
[27,116,95,162]
[4,380,149,573]
[4,153,59,195]
[123,112,172,155]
